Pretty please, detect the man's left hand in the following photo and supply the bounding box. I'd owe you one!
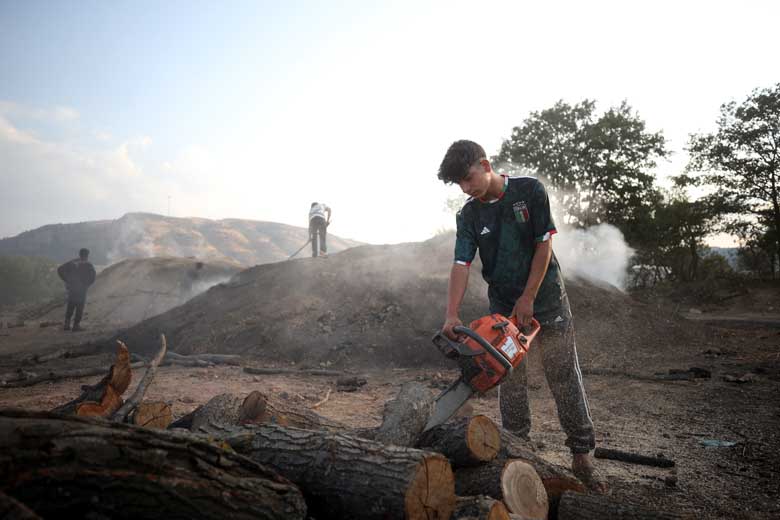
[511,294,534,327]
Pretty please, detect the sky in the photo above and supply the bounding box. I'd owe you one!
[1,0,778,245]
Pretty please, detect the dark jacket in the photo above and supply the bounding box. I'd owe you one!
[57,259,96,303]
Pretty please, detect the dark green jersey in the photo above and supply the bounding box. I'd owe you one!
[454,175,571,324]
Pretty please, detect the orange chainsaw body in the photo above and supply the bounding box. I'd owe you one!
[433,314,540,393]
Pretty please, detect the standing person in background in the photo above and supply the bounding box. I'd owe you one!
[309,202,332,258]
[57,248,96,332]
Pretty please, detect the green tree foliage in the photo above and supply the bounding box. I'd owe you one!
[687,83,780,277]
[0,256,63,306]
[629,186,724,284]
[494,99,668,240]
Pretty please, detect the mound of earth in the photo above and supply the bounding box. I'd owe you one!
[111,234,700,370]
[27,257,241,327]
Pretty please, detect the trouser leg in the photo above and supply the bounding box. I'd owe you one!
[320,224,327,253]
[499,358,532,438]
[73,302,85,326]
[540,320,595,453]
[65,301,75,323]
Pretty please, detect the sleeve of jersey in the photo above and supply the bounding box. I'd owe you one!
[454,207,477,266]
[531,180,558,243]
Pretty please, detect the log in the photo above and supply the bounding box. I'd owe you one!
[557,491,693,520]
[215,422,456,520]
[166,352,241,366]
[453,495,511,520]
[500,429,586,502]
[131,401,172,429]
[0,491,42,520]
[1,361,143,389]
[112,334,167,422]
[22,344,101,365]
[244,390,346,431]
[373,382,435,447]
[191,393,244,431]
[455,459,548,518]
[594,447,675,468]
[0,409,306,519]
[52,342,135,416]
[188,390,346,432]
[417,415,501,467]
[336,375,367,392]
[243,366,350,377]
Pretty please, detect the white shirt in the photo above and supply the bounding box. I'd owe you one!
[309,203,331,221]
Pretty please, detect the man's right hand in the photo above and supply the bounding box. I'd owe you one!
[442,315,464,340]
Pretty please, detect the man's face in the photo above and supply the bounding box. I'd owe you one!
[457,160,491,198]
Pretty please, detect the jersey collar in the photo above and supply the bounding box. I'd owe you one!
[478,174,509,204]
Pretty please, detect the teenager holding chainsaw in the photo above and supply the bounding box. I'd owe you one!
[438,140,607,494]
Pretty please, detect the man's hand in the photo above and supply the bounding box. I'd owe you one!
[511,294,534,327]
[442,315,464,341]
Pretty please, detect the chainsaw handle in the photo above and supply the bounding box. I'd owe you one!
[452,326,514,372]
[509,317,541,347]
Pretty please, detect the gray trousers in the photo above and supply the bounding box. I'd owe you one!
[496,315,596,453]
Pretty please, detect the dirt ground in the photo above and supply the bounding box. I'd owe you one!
[1,308,778,519]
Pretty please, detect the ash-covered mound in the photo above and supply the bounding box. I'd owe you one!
[113,234,699,370]
[31,257,240,327]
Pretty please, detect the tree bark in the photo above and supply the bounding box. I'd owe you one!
[243,366,350,376]
[0,409,306,520]
[374,381,435,447]
[452,495,511,520]
[417,415,501,467]
[214,422,456,520]
[455,459,548,519]
[557,491,693,520]
[186,391,346,433]
[166,352,241,365]
[594,447,675,468]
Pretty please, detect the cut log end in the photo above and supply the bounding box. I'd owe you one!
[501,460,548,519]
[239,390,268,423]
[466,415,501,462]
[131,401,172,429]
[404,454,456,520]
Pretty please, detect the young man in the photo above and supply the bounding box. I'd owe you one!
[438,140,607,493]
[308,202,332,257]
[57,248,96,332]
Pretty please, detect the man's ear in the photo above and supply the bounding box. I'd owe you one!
[480,159,492,173]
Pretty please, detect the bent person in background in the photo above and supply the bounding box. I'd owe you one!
[57,248,96,332]
[309,202,332,258]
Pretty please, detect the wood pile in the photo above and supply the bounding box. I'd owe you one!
[0,344,685,519]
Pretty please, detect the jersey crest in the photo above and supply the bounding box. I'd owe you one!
[512,201,529,223]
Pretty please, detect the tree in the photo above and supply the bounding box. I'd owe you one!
[687,83,780,278]
[494,99,668,239]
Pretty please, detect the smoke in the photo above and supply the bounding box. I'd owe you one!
[106,214,156,264]
[553,223,634,290]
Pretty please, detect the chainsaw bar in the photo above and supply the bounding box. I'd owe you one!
[423,379,474,432]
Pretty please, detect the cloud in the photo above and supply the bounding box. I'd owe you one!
[0,102,168,237]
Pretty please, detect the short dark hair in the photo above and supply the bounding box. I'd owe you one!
[79,248,89,259]
[438,140,486,183]
[311,202,317,207]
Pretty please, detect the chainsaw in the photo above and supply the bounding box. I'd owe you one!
[423,314,541,431]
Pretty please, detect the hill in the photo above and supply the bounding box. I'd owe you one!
[0,213,361,266]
